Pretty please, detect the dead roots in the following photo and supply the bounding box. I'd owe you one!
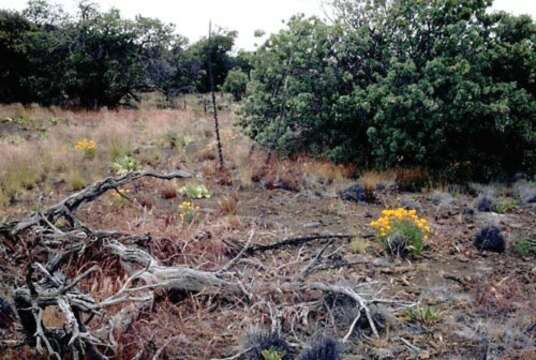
[0,169,413,359]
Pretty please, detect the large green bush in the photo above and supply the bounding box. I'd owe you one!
[239,0,536,180]
[223,68,249,101]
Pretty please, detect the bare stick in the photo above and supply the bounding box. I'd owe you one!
[246,234,353,255]
[342,312,362,343]
[6,170,191,236]
[207,21,225,169]
[300,239,335,279]
[218,228,255,273]
[305,282,380,337]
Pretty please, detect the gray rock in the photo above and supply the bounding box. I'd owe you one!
[431,191,455,206]
[475,193,495,212]
[514,181,536,205]
[339,184,368,203]
[400,197,423,213]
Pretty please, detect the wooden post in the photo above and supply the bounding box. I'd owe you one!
[208,21,225,169]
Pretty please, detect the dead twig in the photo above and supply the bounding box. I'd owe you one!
[299,239,335,279]
[218,227,255,273]
[246,234,352,255]
[4,170,191,236]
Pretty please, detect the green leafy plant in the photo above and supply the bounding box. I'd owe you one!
[178,183,211,199]
[261,348,286,360]
[222,68,249,101]
[406,306,440,326]
[493,197,518,214]
[512,238,535,257]
[239,2,536,180]
[112,154,140,175]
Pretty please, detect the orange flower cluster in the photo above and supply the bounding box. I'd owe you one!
[370,208,431,239]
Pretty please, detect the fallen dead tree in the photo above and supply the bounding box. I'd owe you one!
[106,240,241,294]
[0,169,247,359]
[2,170,192,238]
[0,170,417,359]
[246,234,354,255]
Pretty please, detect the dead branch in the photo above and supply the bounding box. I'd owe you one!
[218,228,255,274]
[301,282,415,339]
[246,234,353,255]
[14,263,107,360]
[106,240,241,294]
[4,170,191,237]
[299,239,335,279]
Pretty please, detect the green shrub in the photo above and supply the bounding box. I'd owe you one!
[178,183,211,199]
[239,1,536,180]
[261,348,286,360]
[222,68,249,101]
[513,238,535,257]
[406,306,440,326]
[112,154,140,175]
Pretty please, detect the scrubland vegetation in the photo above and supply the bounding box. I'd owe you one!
[0,0,535,359]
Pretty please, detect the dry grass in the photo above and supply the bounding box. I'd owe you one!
[395,167,431,192]
[0,103,223,218]
[217,193,239,216]
[301,158,356,185]
[3,101,534,360]
[359,169,396,190]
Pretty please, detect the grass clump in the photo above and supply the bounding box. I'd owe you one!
[179,200,200,225]
[261,348,286,360]
[494,197,518,214]
[179,183,211,199]
[350,238,370,254]
[512,236,535,257]
[65,169,87,191]
[370,208,430,257]
[395,167,430,192]
[0,158,43,201]
[165,132,194,150]
[112,154,140,175]
[406,306,440,326]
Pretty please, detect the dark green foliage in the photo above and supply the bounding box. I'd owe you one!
[186,28,238,93]
[239,0,536,180]
[0,1,239,107]
[0,10,35,103]
[223,68,249,101]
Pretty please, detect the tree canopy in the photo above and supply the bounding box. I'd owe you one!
[239,0,536,180]
[0,0,242,107]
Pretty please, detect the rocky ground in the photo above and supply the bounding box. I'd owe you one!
[0,103,535,359]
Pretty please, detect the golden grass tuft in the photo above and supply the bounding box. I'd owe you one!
[217,193,239,216]
[395,167,430,192]
[301,158,356,184]
[359,170,396,190]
